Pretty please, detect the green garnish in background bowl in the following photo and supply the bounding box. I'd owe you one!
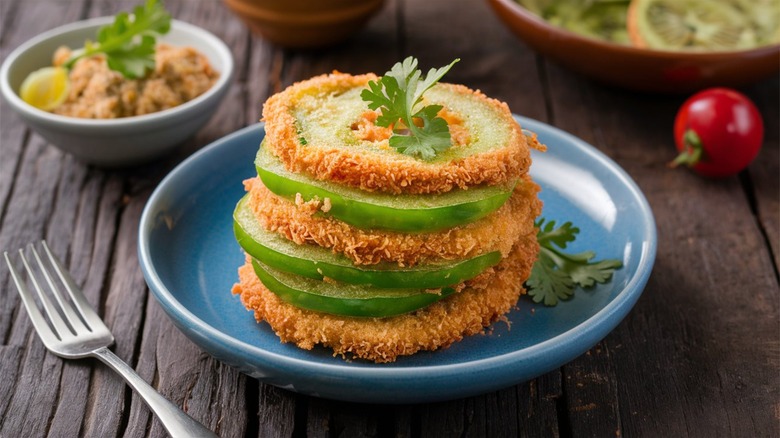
[518,0,631,44]
[19,0,171,110]
[62,0,171,79]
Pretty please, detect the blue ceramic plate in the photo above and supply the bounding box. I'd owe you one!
[138,116,656,404]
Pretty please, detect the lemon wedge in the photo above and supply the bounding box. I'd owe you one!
[627,0,780,51]
[19,66,70,111]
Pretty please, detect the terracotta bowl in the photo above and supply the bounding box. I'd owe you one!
[222,0,385,48]
[487,0,780,93]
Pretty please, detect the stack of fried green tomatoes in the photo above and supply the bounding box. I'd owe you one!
[231,67,544,363]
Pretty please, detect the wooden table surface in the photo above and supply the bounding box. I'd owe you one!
[1,0,778,437]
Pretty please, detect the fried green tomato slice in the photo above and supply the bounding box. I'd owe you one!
[255,142,515,232]
[244,174,542,267]
[232,234,539,362]
[250,258,455,318]
[234,194,502,288]
[262,72,541,194]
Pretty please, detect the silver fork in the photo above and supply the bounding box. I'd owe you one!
[4,241,218,438]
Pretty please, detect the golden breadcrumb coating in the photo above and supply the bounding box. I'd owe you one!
[261,72,544,195]
[244,175,542,267]
[232,235,538,363]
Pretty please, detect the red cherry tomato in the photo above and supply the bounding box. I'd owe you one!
[670,87,763,178]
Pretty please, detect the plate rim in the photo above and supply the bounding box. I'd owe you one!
[138,116,657,385]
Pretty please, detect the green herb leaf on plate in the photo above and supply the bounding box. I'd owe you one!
[527,218,623,306]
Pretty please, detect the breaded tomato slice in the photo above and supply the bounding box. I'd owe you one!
[232,235,538,363]
[262,72,543,195]
[243,175,542,267]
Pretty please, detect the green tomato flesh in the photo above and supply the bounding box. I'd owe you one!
[255,142,516,232]
[234,195,501,289]
[250,258,455,318]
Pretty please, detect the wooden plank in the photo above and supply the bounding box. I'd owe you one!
[516,371,562,437]
[0,345,25,420]
[143,298,249,438]
[0,0,84,339]
[0,338,65,437]
[122,289,158,438]
[0,142,71,438]
[0,0,18,42]
[418,399,468,436]
[745,80,780,273]
[304,401,414,437]
[0,140,69,329]
[466,389,519,437]
[37,157,132,438]
[416,372,560,436]
[330,403,380,437]
[80,194,148,437]
[563,342,621,437]
[0,0,26,220]
[389,406,413,438]
[0,146,90,438]
[256,385,297,438]
[122,282,249,438]
[44,164,110,438]
[244,39,279,125]
[306,397,332,438]
[0,0,84,204]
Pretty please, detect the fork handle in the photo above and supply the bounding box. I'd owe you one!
[91,347,219,438]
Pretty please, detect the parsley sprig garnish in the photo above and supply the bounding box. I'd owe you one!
[360,57,460,160]
[526,218,623,306]
[63,0,171,78]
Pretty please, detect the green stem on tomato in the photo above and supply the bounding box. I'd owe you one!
[670,129,704,168]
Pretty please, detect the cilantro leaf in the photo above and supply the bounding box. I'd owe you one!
[527,260,575,306]
[537,220,578,249]
[64,0,171,78]
[360,57,460,159]
[104,34,157,78]
[526,218,623,306]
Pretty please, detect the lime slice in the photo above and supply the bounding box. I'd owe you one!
[627,0,779,50]
[19,66,70,111]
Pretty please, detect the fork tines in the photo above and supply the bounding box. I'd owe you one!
[4,241,93,342]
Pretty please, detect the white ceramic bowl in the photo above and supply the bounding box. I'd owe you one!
[0,17,234,167]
